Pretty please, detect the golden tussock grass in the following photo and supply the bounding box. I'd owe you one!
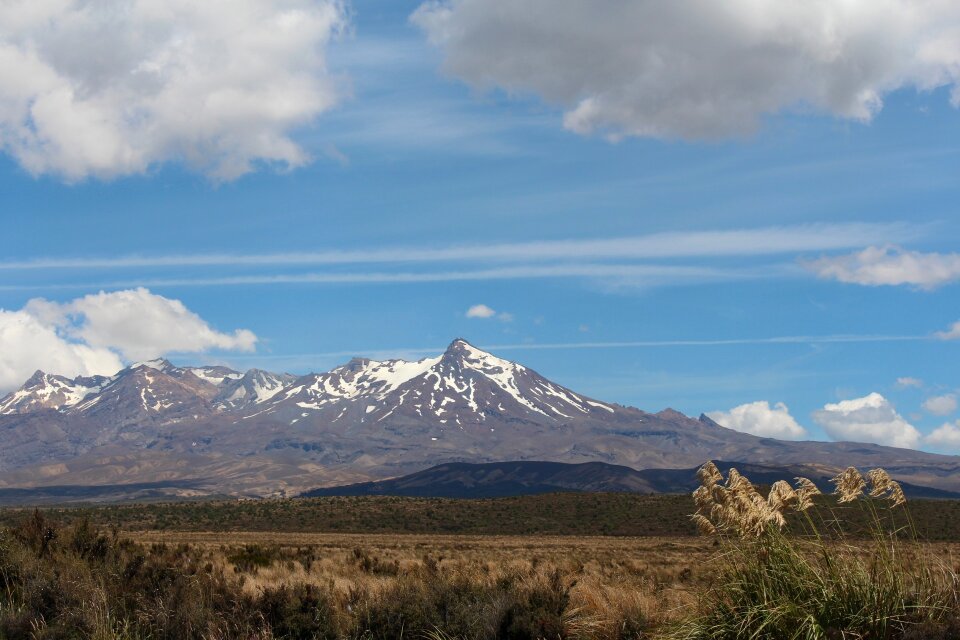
[2,466,960,639]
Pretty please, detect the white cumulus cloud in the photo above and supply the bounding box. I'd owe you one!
[0,0,346,181]
[923,393,958,416]
[812,392,921,449]
[465,304,512,321]
[926,421,960,452]
[707,401,808,440]
[26,288,258,361]
[806,246,960,289]
[466,304,497,318]
[0,288,257,392]
[412,0,960,140]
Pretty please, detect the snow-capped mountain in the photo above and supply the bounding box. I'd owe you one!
[0,359,233,424]
[69,363,218,426]
[0,338,958,501]
[264,339,616,428]
[0,341,617,427]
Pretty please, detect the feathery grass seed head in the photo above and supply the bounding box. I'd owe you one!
[867,468,892,498]
[767,480,797,511]
[832,467,866,503]
[697,461,723,488]
[793,477,821,511]
[888,480,907,508]
[691,514,717,536]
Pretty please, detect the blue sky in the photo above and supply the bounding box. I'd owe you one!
[2,0,960,452]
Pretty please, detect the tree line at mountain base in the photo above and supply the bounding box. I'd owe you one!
[4,492,960,540]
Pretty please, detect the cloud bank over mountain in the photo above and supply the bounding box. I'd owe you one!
[813,392,921,449]
[0,289,256,391]
[708,401,808,440]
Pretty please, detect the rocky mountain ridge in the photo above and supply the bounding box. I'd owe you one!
[1,339,958,501]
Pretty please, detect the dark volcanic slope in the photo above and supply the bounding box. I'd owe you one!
[303,461,659,498]
[0,339,958,500]
[302,460,960,500]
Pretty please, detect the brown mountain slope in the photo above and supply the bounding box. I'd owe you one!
[0,339,957,500]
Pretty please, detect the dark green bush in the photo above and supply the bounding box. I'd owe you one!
[255,583,339,640]
[497,569,572,640]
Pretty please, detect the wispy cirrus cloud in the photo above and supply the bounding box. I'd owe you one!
[0,263,769,291]
[0,222,915,271]
[1,222,937,296]
[240,334,931,364]
[895,377,924,389]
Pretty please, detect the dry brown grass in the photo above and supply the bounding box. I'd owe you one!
[125,529,960,636]
[128,531,714,628]
[4,505,960,638]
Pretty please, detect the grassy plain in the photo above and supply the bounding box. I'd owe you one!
[2,489,960,638]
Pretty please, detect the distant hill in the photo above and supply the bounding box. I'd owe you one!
[301,460,960,500]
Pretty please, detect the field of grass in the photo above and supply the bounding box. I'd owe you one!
[3,471,960,638]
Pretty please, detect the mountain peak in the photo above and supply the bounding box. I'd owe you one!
[442,338,497,363]
[25,370,49,385]
[445,337,473,352]
[342,357,373,372]
[655,408,690,422]
[0,369,104,416]
[130,358,174,372]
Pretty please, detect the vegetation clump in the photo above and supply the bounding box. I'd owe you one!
[673,462,960,640]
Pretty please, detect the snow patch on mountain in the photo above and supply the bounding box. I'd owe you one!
[0,371,107,415]
[280,355,442,409]
[189,367,243,386]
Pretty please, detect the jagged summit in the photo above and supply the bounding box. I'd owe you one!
[0,370,106,415]
[130,358,175,371]
[444,337,473,352]
[26,369,48,384]
[440,338,504,365]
